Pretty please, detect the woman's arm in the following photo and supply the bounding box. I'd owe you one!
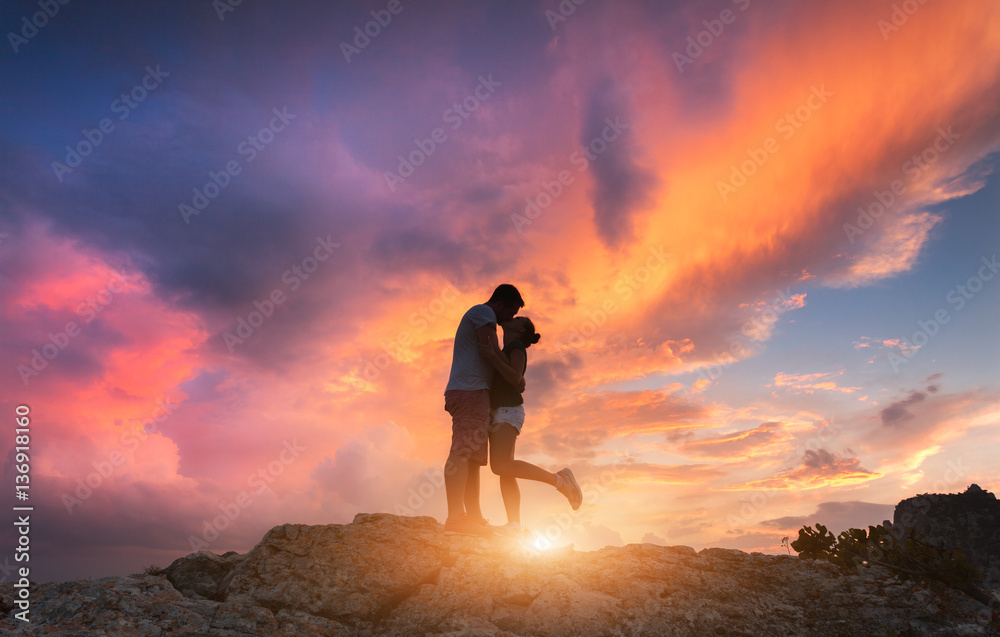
[482,345,524,387]
[475,325,526,391]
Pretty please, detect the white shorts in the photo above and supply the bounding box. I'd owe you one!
[490,405,525,435]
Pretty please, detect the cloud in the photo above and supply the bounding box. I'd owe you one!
[828,213,944,288]
[707,532,784,553]
[580,78,659,247]
[640,532,667,545]
[771,371,861,395]
[761,501,895,535]
[738,293,808,342]
[533,390,709,458]
[618,462,728,485]
[311,422,425,509]
[861,386,999,478]
[925,373,943,394]
[678,421,789,460]
[574,521,624,551]
[732,449,880,491]
[880,391,927,427]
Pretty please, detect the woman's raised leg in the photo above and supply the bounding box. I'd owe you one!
[490,423,563,523]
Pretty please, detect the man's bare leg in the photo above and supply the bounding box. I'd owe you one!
[464,461,484,521]
[444,452,468,520]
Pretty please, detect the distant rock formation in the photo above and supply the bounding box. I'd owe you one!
[2,505,998,635]
[894,484,1000,590]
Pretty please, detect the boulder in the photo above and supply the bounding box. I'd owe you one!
[163,549,245,600]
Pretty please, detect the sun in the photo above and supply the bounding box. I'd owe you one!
[530,534,552,552]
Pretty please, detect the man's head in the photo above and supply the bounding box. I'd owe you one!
[486,283,524,323]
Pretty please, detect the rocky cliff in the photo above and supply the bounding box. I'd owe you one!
[894,484,1000,591]
[2,508,998,636]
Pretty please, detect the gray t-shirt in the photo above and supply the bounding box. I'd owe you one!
[445,304,496,392]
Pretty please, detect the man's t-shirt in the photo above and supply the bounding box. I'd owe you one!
[444,304,497,392]
[490,340,526,409]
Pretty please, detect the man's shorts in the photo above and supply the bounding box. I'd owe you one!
[444,389,490,466]
[489,405,525,435]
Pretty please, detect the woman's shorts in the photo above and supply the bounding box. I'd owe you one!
[489,405,525,435]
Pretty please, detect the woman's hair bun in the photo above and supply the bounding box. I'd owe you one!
[520,317,540,348]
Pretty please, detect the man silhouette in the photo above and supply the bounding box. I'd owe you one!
[442,284,524,535]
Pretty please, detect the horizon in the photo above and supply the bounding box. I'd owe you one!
[1,0,999,583]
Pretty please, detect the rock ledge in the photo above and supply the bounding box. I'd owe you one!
[2,511,999,636]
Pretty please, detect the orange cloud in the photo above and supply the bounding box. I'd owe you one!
[678,421,793,461]
[771,371,861,395]
[617,462,729,485]
[730,449,881,491]
[532,389,710,459]
[484,0,1000,388]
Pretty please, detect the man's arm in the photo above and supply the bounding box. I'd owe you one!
[476,323,502,358]
[476,324,526,392]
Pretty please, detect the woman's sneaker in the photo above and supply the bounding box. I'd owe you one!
[444,513,494,536]
[555,468,583,510]
[496,522,527,538]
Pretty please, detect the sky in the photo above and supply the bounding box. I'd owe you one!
[1,0,999,583]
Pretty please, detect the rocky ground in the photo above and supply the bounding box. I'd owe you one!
[1,512,998,636]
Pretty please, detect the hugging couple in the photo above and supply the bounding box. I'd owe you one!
[442,283,582,536]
